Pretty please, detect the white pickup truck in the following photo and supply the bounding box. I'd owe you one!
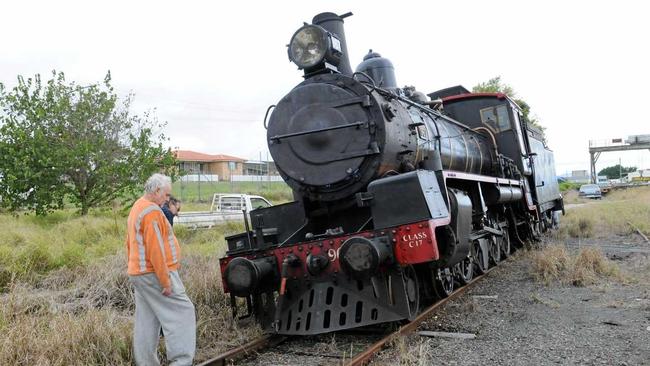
[175,193,272,229]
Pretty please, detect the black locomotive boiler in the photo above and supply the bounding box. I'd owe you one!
[219,11,564,335]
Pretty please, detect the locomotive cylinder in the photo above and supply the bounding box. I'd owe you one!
[483,185,524,205]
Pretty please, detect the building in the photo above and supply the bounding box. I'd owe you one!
[174,150,245,182]
[565,170,590,184]
[243,160,279,176]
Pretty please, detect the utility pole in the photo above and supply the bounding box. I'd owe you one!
[259,151,262,190]
[619,158,622,180]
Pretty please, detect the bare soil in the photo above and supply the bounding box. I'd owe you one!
[374,235,650,366]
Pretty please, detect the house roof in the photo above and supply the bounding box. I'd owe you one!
[174,150,246,163]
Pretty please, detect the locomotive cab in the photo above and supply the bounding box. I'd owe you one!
[429,87,533,177]
[431,87,563,219]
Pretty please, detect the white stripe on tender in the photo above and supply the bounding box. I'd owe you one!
[152,220,167,262]
[166,220,178,263]
[135,204,164,272]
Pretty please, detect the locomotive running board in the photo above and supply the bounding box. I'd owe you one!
[443,171,520,185]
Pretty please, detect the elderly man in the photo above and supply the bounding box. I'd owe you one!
[126,173,196,366]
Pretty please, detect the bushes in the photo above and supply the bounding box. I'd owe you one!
[559,182,581,192]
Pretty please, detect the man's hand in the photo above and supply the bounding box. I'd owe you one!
[162,287,172,296]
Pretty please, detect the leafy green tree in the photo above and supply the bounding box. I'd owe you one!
[472,76,544,133]
[597,164,636,179]
[0,71,176,215]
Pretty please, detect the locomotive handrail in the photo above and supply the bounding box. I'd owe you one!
[268,121,367,142]
[263,104,276,130]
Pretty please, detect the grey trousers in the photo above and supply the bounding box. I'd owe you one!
[129,271,196,366]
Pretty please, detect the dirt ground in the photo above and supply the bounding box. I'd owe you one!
[374,235,650,366]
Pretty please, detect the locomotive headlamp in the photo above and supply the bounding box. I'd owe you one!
[288,24,342,70]
[339,237,391,279]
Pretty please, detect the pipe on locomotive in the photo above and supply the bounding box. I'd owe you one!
[312,12,353,75]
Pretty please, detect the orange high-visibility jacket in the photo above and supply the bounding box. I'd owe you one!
[126,197,181,289]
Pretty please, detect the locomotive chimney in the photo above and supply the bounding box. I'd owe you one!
[312,12,353,76]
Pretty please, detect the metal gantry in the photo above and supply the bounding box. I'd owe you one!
[589,136,650,183]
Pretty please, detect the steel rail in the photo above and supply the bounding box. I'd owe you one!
[346,261,506,366]
[197,334,288,366]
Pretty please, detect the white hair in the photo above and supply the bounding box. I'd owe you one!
[144,173,172,194]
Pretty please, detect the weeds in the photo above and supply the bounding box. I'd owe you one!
[559,186,650,239]
[0,253,262,364]
[530,244,622,286]
[0,210,258,364]
[530,245,571,284]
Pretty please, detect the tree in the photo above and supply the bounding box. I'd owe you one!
[597,164,636,179]
[472,76,544,133]
[0,71,176,215]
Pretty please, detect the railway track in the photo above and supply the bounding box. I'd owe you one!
[198,261,505,366]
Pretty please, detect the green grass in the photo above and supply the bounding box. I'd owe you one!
[0,209,243,291]
[559,182,582,192]
[172,181,293,206]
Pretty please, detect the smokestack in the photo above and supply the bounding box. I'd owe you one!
[312,12,353,76]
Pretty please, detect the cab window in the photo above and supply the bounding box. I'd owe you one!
[479,104,511,133]
[250,198,271,210]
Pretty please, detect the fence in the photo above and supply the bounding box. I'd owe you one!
[230,175,284,182]
[179,174,219,182]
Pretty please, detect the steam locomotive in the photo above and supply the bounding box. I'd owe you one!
[219,11,563,335]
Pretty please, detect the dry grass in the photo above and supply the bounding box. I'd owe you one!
[529,244,622,286]
[391,337,433,365]
[0,210,258,365]
[529,245,571,284]
[0,253,262,365]
[559,186,650,239]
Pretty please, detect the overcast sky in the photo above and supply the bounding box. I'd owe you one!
[2,0,649,175]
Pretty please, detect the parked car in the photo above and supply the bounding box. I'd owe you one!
[175,193,272,228]
[578,184,602,199]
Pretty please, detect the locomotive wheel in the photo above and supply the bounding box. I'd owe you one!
[402,265,420,320]
[528,219,542,241]
[433,267,454,298]
[500,230,512,258]
[551,211,561,230]
[472,240,486,275]
[489,236,502,265]
[456,254,474,285]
